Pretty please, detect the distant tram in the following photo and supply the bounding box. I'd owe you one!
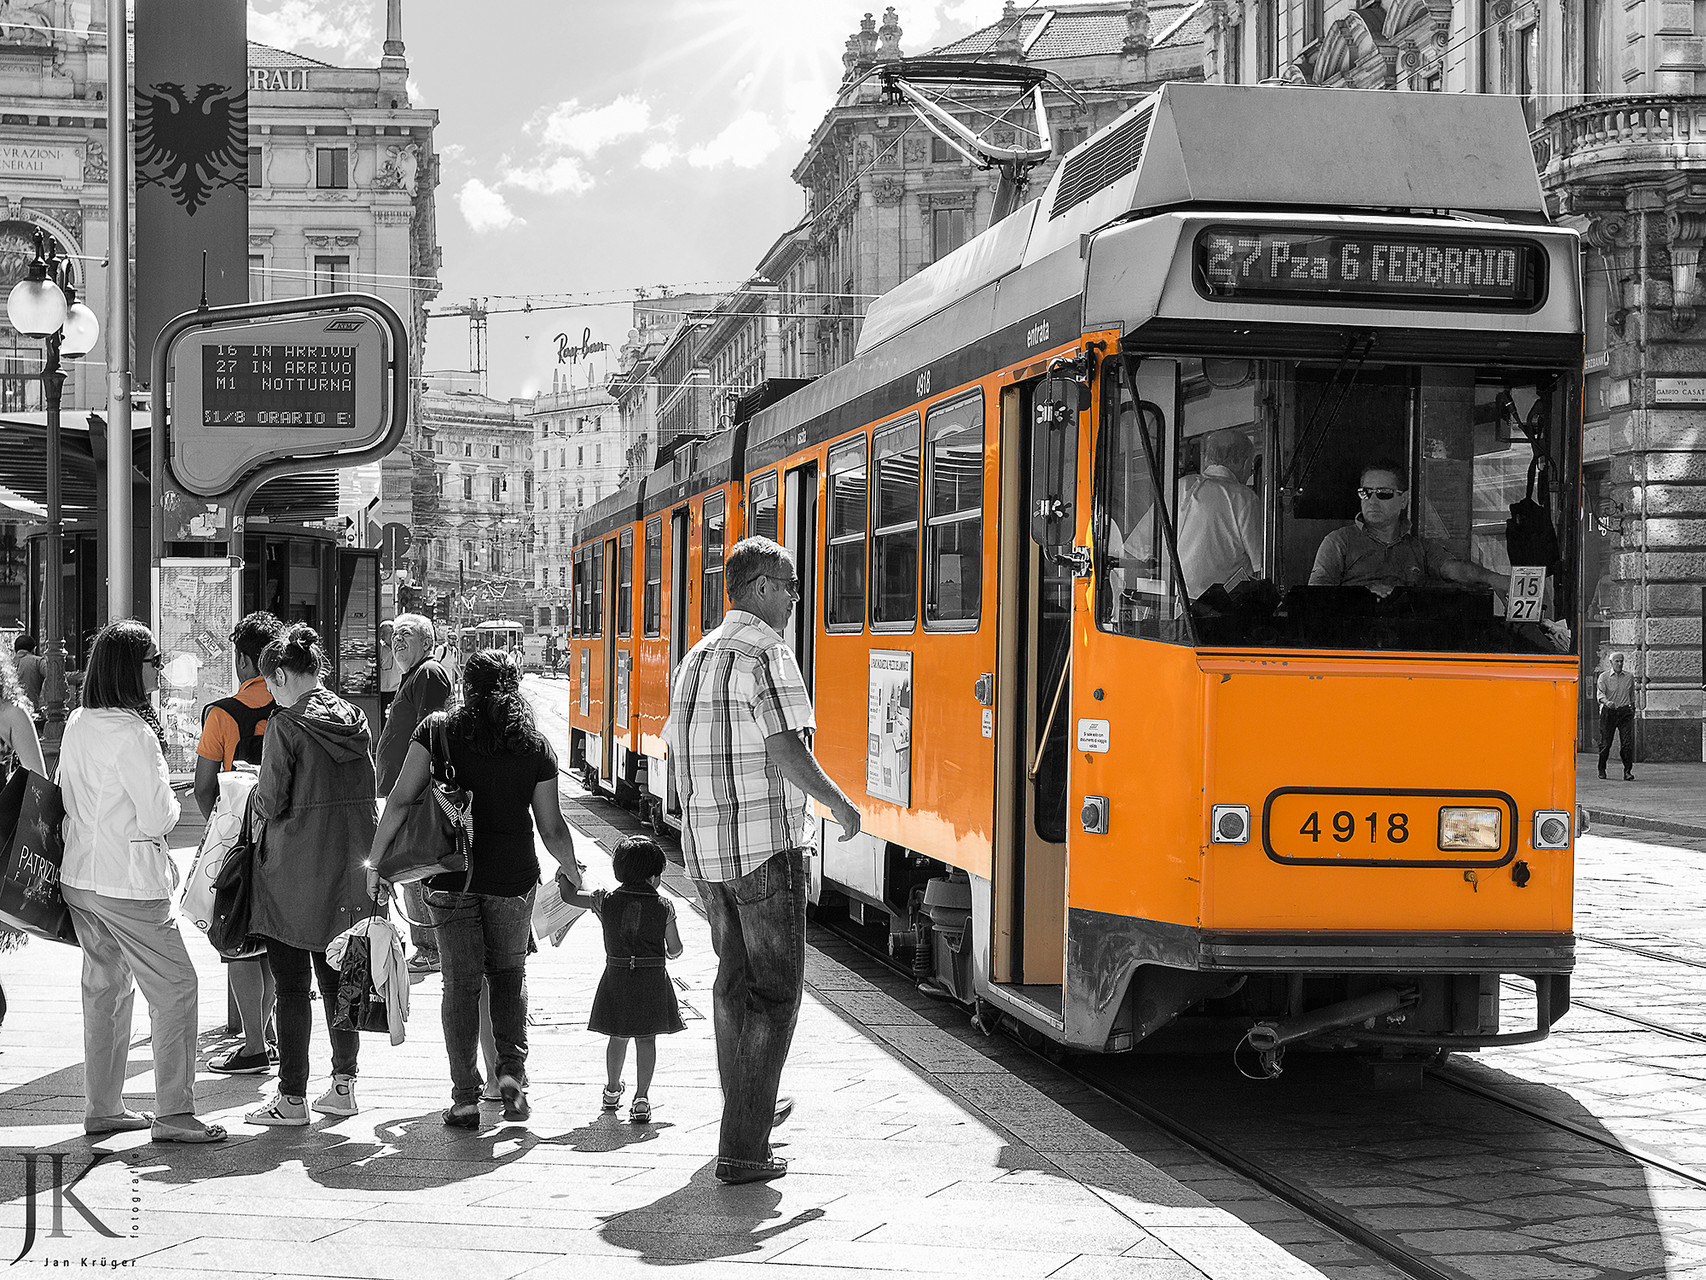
[461,619,524,655]
[566,84,1581,1067]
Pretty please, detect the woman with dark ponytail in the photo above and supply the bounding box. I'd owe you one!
[369,648,581,1128]
[245,624,380,1127]
[59,621,224,1142]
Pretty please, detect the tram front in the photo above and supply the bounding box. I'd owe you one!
[1045,125,1583,1064]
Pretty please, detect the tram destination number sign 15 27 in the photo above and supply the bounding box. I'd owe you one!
[1195,226,1547,310]
[202,343,357,427]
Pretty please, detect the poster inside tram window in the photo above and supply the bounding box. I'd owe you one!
[867,650,912,806]
[153,560,240,779]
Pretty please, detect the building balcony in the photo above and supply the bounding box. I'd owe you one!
[1533,95,1706,193]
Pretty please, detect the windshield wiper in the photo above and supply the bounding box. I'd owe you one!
[1281,329,1377,501]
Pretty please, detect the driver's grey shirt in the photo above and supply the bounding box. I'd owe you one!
[1309,516,1454,591]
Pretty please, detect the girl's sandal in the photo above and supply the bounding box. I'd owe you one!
[601,1084,624,1112]
[442,1104,480,1129]
[629,1096,652,1124]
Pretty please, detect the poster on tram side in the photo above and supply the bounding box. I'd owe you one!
[154,560,241,779]
[867,650,912,807]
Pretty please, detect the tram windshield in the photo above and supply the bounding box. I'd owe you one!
[1094,353,1579,655]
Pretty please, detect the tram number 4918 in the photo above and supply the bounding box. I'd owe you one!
[1300,810,1410,843]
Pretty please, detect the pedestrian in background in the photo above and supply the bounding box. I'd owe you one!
[0,640,44,779]
[561,834,684,1124]
[1598,651,1637,782]
[378,619,399,725]
[245,624,380,1127]
[369,649,581,1129]
[664,536,861,1185]
[12,634,44,730]
[374,612,453,975]
[58,620,224,1143]
[192,611,283,1077]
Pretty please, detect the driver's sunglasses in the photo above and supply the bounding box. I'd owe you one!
[1356,487,1404,501]
[143,652,165,670]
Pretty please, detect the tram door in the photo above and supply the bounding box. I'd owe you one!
[601,534,619,784]
[667,507,690,814]
[992,381,1070,992]
[781,463,818,690]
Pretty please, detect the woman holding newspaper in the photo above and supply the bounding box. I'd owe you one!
[367,649,582,1129]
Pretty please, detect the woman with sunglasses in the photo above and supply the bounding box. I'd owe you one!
[59,621,225,1143]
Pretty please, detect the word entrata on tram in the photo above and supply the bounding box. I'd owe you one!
[564,84,1582,1071]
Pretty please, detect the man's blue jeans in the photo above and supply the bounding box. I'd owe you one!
[425,887,534,1106]
[697,849,807,1170]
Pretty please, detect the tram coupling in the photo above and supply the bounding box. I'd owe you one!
[1244,987,1419,1079]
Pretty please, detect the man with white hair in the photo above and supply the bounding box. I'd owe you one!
[1174,428,1263,596]
[1597,651,1636,781]
[374,612,453,972]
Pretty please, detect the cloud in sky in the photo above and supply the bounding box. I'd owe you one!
[501,155,595,196]
[530,95,658,157]
[458,179,523,233]
[248,0,376,60]
[687,111,782,169]
[639,142,678,171]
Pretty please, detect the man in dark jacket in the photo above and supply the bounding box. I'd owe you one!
[373,613,453,973]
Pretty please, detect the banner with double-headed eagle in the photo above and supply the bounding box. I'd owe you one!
[135,0,248,381]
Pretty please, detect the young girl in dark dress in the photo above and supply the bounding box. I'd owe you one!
[562,836,683,1123]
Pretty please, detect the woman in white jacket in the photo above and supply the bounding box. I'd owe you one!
[58,621,225,1143]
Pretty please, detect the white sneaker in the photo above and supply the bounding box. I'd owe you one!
[246,1093,308,1127]
[312,1074,358,1117]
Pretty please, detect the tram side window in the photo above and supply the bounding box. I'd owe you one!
[617,529,633,639]
[1096,365,1186,641]
[702,493,726,631]
[872,417,920,628]
[644,517,662,637]
[590,540,605,638]
[572,550,587,637]
[750,472,779,543]
[825,436,868,630]
[924,393,983,627]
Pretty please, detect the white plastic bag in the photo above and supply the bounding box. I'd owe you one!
[179,769,258,933]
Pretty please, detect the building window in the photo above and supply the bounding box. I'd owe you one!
[1517,22,1538,130]
[578,446,584,466]
[490,477,501,502]
[314,255,350,294]
[872,417,920,628]
[931,208,968,261]
[1223,19,1242,83]
[595,443,601,465]
[465,444,473,457]
[923,394,983,626]
[1302,0,1322,46]
[1257,0,1278,79]
[524,475,533,503]
[249,254,266,301]
[701,492,726,631]
[1478,0,1503,94]
[462,473,472,500]
[315,147,350,189]
[749,471,778,542]
[247,146,262,188]
[1585,0,1608,95]
[435,472,443,496]
[825,436,868,631]
[930,135,957,163]
[492,444,501,459]
[644,516,662,636]
[616,529,633,638]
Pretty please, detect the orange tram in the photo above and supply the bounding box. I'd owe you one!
[566,84,1583,1069]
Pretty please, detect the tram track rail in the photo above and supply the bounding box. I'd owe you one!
[1579,931,1706,971]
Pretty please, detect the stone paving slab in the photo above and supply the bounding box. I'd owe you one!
[0,692,1358,1280]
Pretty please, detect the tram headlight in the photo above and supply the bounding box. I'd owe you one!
[1211,804,1250,844]
[1438,806,1502,852]
[1532,809,1573,850]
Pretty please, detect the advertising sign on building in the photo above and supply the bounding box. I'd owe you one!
[135,0,249,376]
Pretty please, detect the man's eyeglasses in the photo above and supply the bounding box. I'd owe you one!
[1356,487,1404,501]
[766,575,802,599]
[143,652,165,670]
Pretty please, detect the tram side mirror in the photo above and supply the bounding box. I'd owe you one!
[1030,375,1085,548]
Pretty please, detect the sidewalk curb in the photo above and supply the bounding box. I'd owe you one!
[1583,807,1706,840]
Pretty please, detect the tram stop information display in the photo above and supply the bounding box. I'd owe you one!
[169,306,392,497]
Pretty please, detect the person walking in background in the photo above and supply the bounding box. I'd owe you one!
[245,625,380,1127]
[1598,651,1637,781]
[664,537,862,1185]
[369,649,582,1129]
[58,621,224,1143]
[0,640,44,778]
[561,835,684,1125]
[12,634,44,730]
[193,611,283,1077]
[373,612,453,975]
[377,619,399,725]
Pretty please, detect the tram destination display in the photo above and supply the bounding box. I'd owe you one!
[201,343,358,427]
[1195,227,1546,310]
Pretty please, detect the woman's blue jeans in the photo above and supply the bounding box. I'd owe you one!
[424,887,534,1106]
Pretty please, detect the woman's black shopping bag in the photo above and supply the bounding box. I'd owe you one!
[0,767,76,946]
[330,931,389,1034]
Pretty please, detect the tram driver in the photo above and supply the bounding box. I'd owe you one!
[1309,459,1505,600]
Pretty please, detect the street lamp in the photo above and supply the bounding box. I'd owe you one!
[8,230,99,747]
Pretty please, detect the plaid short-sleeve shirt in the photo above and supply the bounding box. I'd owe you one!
[664,610,817,883]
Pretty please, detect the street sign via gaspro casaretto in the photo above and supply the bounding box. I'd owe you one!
[158,293,408,499]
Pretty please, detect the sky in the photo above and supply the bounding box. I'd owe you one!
[246,0,1017,401]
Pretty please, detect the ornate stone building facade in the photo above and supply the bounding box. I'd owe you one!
[1209,0,1706,757]
[530,381,618,629]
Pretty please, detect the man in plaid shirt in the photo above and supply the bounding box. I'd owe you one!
[664,537,861,1185]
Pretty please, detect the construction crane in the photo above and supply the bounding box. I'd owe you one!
[425,298,489,395]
